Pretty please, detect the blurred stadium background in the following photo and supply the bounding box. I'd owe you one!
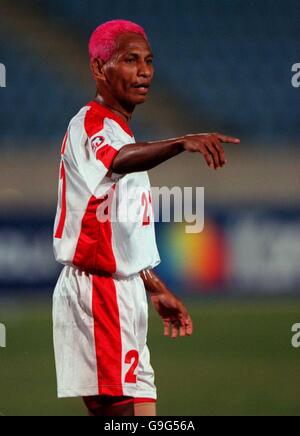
[0,0,299,416]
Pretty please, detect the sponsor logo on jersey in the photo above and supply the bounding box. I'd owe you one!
[91,136,105,154]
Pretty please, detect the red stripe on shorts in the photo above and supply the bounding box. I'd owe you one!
[92,275,123,396]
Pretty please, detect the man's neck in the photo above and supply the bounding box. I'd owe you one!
[94,94,134,123]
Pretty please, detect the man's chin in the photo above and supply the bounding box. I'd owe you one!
[119,94,149,109]
[133,95,148,105]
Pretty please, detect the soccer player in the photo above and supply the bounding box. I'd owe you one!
[53,20,240,417]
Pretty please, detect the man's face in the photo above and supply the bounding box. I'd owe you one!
[101,33,154,106]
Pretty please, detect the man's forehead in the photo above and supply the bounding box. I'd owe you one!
[116,33,152,55]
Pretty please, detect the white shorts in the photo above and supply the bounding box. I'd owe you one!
[53,266,157,400]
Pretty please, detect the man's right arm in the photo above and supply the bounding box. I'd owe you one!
[111,133,240,174]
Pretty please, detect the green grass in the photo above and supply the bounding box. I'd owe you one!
[0,297,299,416]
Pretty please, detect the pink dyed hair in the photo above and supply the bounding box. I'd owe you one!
[89,19,148,63]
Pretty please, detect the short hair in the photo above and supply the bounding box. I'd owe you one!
[89,19,148,63]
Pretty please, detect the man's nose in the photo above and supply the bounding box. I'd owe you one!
[138,62,152,77]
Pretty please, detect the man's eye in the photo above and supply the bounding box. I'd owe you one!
[125,58,135,63]
[147,59,153,65]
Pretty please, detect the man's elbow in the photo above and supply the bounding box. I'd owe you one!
[111,150,126,173]
[111,146,137,173]
[111,156,121,173]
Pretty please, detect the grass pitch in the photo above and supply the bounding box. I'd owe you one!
[0,297,299,416]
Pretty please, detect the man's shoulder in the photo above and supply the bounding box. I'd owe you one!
[68,100,134,140]
[67,102,104,138]
[68,103,90,128]
[84,101,107,138]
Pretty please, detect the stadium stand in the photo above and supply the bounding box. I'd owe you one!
[0,0,298,143]
[34,0,299,142]
[0,24,86,143]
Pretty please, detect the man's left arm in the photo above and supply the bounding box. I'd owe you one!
[140,270,193,339]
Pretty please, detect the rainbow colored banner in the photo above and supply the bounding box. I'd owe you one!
[155,208,300,295]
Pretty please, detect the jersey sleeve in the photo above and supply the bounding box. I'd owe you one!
[73,109,132,197]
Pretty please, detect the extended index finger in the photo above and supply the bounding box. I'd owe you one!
[216,134,240,144]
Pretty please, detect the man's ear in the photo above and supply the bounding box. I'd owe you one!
[90,58,106,81]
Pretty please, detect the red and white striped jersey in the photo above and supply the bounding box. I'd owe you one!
[53,101,160,278]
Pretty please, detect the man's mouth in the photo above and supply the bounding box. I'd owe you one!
[131,83,151,94]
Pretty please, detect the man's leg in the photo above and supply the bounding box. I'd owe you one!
[83,396,134,417]
[134,398,157,416]
[132,277,158,417]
